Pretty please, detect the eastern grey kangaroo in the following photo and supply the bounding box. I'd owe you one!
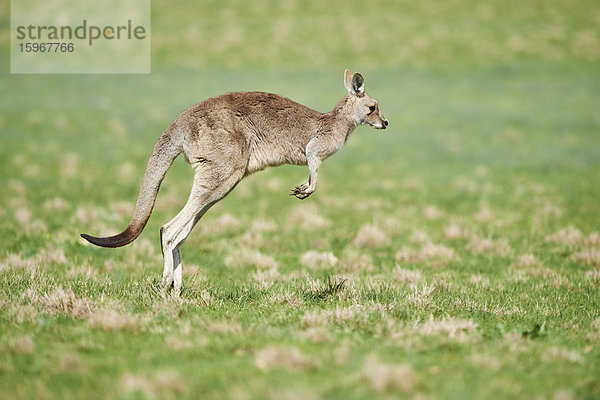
[81,69,388,295]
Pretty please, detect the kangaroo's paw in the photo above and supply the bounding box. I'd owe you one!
[160,273,174,291]
[289,183,314,199]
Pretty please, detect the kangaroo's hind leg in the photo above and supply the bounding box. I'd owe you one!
[159,160,246,296]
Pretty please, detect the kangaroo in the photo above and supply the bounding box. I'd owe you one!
[81,69,388,295]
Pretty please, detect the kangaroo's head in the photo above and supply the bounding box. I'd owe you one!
[344,69,389,130]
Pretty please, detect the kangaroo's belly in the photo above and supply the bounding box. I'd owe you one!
[246,144,307,175]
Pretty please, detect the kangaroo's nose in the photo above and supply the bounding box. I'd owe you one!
[384,120,389,127]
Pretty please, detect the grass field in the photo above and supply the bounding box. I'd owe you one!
[1,0,600,399]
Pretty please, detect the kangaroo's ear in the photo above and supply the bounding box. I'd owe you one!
[344,69,353,93]
[351,73,365,97]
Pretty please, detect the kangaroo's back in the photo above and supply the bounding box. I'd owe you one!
[183,91,324,173]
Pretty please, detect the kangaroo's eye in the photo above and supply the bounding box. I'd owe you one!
[369,105,376,113]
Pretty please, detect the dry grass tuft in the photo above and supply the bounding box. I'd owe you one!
[353,198,389,213]
[432,276,454,293]
[339,248,375,272]
[8,304,38,324]
[393,266,422,285]
[471,352,502,371]
[444,223,468,240]
[131,238,157,260]
[360,354,416,393]
[15,206,32,225]
[332,306,359,324]
[60,153,80,177]
[454,176,478,193]
[410,230,430,245]
[300,251,338,269]
[203,212,241,235]
[265,177,283,192]
[204,319,243,335]
[21,287,40,304]
[418,316,480,343]
[43,197,69,211]
[352,224,390,248]
[197,289,215,307]
[3,244,70,272]
[59,353,87,373]
[0,253,37,270]
[8,179,26,195]
[554,390,575,400]
[585,269,600,284]
[224,247,278,269]
[121,371,186,399]
[475,206,493,223]
[545,226,583,246]
[165,336,193,351]
[267,291,303,308]
[571,248,600,267]
[254,346,311,371]
[66,264,99,280]
[89,308,138,331]
[73,205,99,226]
[37,245,68,266]
[542,347,584,364]
[7,336,35,354]
[250,218,277,232]
[476,165,488,177]
[466,235,495,253]
[300,304,373,328]
[543,227,600,267]
[121,374,154,399]
[381,216,403,235]
[539,201,563,217]
[237,231,266,248]
[154,370,188,395]
[406,284,435,310]
[423,205,444,220]
[588,318,600,341]
[510,255,563,285]
[469,274,490,287]
[420,242,458,264]
[24,160,43,179]
[287,204,331,230]
[395,242,457,266]
[299,326,331,343]
[182,264,204,279]
[516,253,539,268]
[252,266,281,289]
[41,287,93,319]
[118,161,137,180]
[110,200,134,219]
[585,232,600,246]
[466,234,510,256]
[301,310,330,328]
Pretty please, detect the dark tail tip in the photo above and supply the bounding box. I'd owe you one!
[80,227,138,248]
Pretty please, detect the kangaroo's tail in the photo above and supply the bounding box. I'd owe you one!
[81,127,182,248]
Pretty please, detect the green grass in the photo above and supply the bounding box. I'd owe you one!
[1,0,600,399]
